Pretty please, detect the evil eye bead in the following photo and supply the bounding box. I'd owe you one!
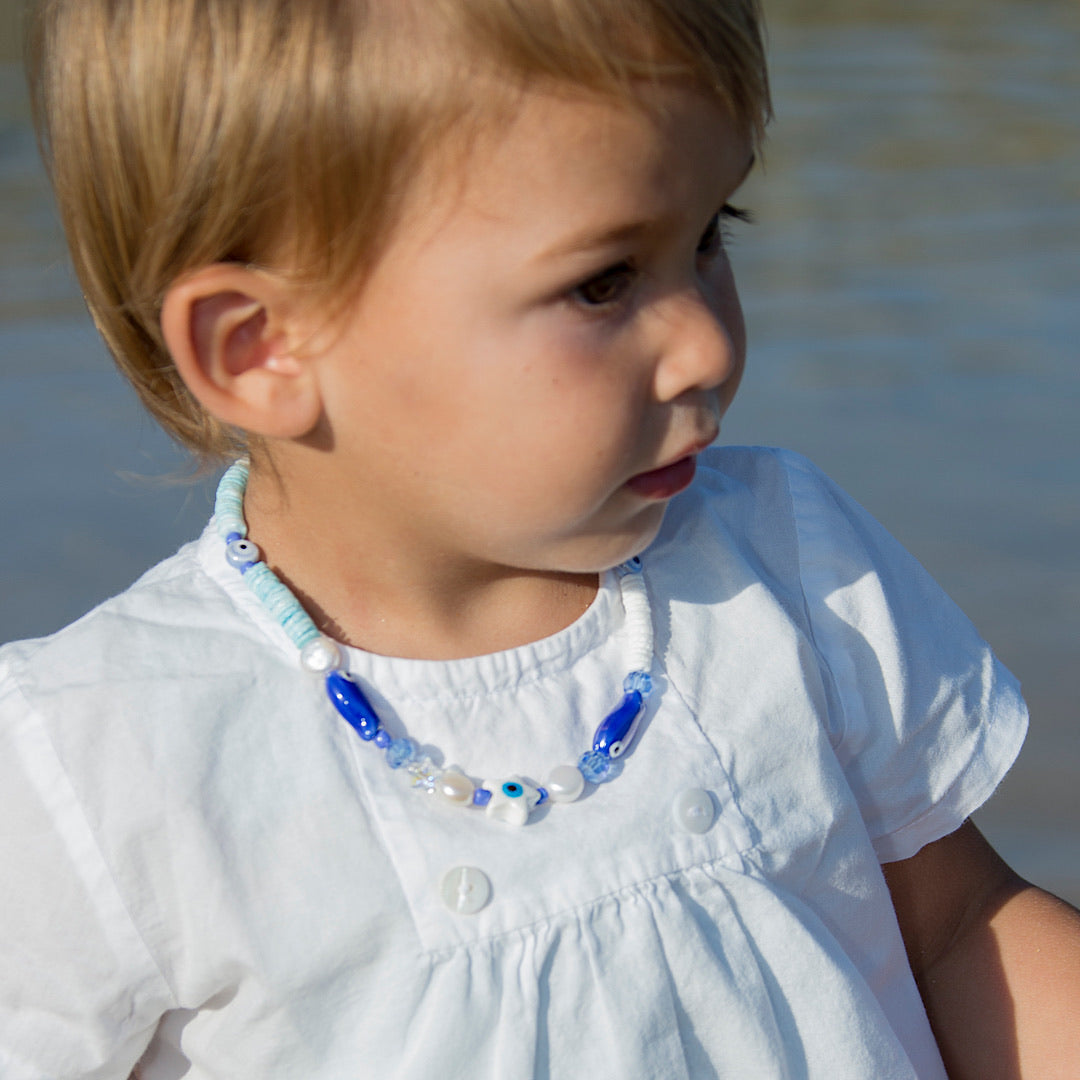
[225,538,261,570]
[483,776,542,825]
[578,750,613,784]
[299,636,343,674]
[385,737,417,769]
[546,764,585,803]
[434,769,475,807]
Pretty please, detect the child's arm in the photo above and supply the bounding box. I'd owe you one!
[884,820,1080,1079]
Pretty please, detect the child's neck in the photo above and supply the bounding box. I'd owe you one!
[243,464,598,662]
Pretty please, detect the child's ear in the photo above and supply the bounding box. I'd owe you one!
[160,264,322,438]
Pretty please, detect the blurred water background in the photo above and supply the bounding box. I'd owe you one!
[1,0,1077,901]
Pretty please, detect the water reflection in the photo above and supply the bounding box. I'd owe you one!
[1,0,1077,898]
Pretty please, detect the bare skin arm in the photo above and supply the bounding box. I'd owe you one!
[884,820,1080,1079]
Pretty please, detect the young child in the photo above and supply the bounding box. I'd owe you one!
[3,0,1079,1077]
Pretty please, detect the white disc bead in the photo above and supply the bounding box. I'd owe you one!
[434,769,475,807]
[619,573,654,673]
[546,764,585,804]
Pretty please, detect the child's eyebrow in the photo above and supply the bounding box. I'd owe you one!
[535,152,757,264]
[538,219,658,263]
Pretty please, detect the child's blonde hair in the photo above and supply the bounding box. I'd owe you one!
[27,0,770,461]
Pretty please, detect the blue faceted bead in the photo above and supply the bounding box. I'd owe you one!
[623,670,653,696]
[578,749,613,784]
[326,671,382,741]
[385,738,417,768]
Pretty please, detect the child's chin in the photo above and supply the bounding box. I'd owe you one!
[583,518,669,574]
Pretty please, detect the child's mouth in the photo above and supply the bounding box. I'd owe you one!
[626,455,697,499]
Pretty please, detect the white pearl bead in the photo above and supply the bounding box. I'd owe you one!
[300,636,343,674]
[434,769,475,807]
[546,764,585,804]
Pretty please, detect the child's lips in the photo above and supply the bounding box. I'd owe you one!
[626,454,697,499]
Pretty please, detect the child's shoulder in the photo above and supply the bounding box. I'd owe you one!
[0,520,266,717]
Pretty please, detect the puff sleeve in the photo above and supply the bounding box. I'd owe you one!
[781,449,1028,863]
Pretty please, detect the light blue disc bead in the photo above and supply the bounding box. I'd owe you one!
[373,730,392,750]
[623,671,653,696]
[385,738,417,769]
[578,749,613,784]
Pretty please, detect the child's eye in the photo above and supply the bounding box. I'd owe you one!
[570,261,638,308]
[697,204,753,260]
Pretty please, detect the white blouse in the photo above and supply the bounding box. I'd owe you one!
[0,447,1027,1079]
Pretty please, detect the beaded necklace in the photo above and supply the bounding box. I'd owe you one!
[215,460,654,826]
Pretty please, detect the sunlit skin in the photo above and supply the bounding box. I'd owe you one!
[243,84,755,659]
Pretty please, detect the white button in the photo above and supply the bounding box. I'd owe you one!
[673,788,716,834]
[439,866,491,915]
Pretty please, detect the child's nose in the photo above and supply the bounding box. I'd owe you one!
[652,285,740,403]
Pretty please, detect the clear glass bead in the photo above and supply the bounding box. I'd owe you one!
[406,757,440,791]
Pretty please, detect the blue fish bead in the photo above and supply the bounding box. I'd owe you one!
[592,690,644,759]
[326,671,382,741]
